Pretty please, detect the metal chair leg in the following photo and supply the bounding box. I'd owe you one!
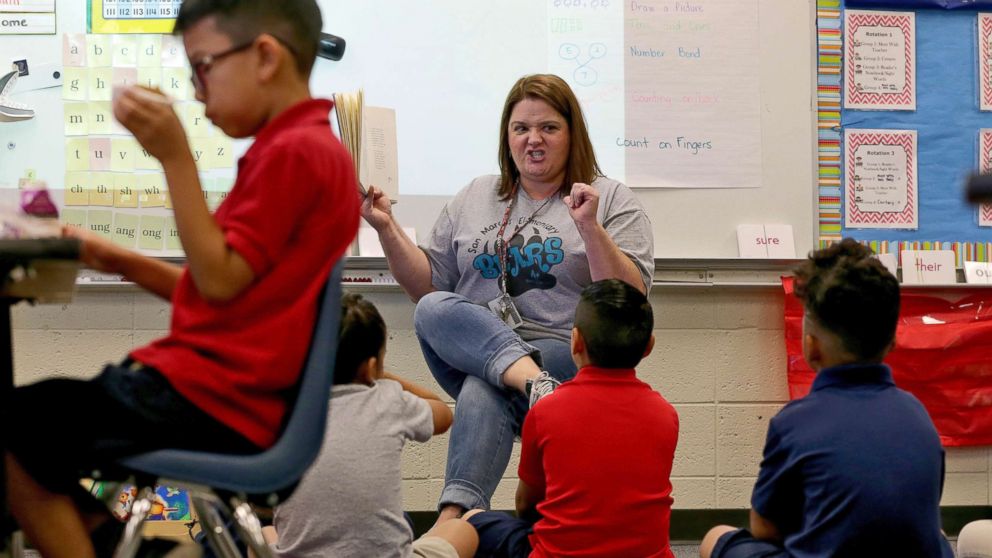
[229,499,273,558]
[191,494,241,558]
[113,487,155,558]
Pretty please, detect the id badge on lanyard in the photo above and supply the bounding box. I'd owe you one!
[487,185,527,330]
[487,292,523,329]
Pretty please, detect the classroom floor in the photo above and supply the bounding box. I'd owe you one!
[672,542,700,557]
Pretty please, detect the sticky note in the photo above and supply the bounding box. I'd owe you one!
[113,213,139,248]
[164,217,181,250]
[65,138,90,172]
[137,36,163,68]
[88,101,113,135]
[110,138,136,173]
[161,35,185,68]
[88,67,113,101]
[89,172,115,206]
[114,173,139,208]
[87,209,113,239]
[89,138,112,172]
[111,67,138,91]
[137,67,162,91]
[184,103,210,138]
[112,35,138,68]
[211,137,234,168]
[64,102,88,136]
[139,215,165,250]
[207,190,228,212]
[138,174,166,207]
[61,68,88,101]
[161,68,191,101]
[63,34,88,67]
[61,208,87,229]
[87,35,112,67]
[191,139,212,170]
[63,172,91,206]
[134,144,160,171]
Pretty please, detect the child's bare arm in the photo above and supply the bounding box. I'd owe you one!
[114,86,255,303]
[64,226,182,300]
[382,372,453,435]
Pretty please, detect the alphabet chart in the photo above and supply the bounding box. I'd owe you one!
[61,32,236,253]
[89,0,180,34]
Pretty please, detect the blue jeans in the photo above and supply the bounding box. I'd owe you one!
[414,291,577,511]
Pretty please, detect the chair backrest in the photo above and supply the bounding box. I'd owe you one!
[119,260,344,495]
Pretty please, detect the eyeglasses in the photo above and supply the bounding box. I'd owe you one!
[189,39,256,95]
[189,35,298,96]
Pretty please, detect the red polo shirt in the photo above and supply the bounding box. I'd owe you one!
[131,98,360,448]
[520,366,679,558]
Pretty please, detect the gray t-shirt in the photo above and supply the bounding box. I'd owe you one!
[271,380,434,558]
[425,175,654,343]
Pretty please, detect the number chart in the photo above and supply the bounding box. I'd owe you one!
[89,0,180,34]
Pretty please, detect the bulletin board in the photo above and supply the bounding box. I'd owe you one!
[817,0,992,264]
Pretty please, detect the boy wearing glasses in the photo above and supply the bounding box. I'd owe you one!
[4,1,359,556]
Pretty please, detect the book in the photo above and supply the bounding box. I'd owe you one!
[332,90,399,201]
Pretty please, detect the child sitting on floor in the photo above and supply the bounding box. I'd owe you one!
[464,279,680,558]
[263,293,478,558]
[700,238,954,558]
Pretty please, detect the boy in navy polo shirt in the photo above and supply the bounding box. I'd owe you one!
[463,279,679,558]
[4,1,359,556]
[701,238,953,558]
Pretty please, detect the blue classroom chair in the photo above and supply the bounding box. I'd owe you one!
[111,260,345,558]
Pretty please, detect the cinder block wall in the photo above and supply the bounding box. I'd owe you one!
[12,286,990,511]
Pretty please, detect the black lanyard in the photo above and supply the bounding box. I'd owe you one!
[495,183,557,296]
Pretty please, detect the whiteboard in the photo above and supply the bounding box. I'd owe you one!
[0,0,816,258]
[318,0,817,258]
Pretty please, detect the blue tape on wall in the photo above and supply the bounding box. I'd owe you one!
[841,9,992,243]
[846,0,992,9]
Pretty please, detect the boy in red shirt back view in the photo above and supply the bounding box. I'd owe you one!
[464,279,680,558]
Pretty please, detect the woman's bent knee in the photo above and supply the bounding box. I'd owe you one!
[414,291,463,333]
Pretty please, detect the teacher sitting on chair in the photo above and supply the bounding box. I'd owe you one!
[361,73,654,522]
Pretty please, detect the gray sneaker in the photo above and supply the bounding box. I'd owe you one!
[526,371,560,408]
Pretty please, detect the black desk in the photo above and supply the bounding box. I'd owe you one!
[0,238,80,542]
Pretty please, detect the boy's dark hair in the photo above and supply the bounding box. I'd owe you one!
[793,238,900,361]
[174,0,322,77]
[334,293,386,385]
[574,279,653,369]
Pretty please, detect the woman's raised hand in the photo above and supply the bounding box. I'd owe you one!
[361,185,395,232]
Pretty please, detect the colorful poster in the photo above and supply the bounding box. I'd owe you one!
[88,0,180,34]
[980,14,992,111]
[979,129,992,227]
[844,10,916,111]
[844,129,918,229]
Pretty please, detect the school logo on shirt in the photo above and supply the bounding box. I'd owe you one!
[471,227,564,294]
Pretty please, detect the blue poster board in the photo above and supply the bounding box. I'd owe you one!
[833,4,992,252]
